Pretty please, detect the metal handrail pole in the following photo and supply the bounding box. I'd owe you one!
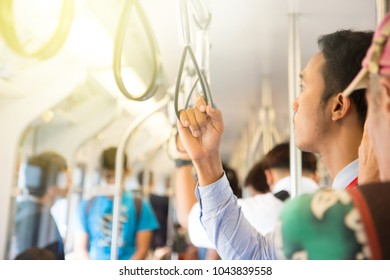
[110,95,171,259]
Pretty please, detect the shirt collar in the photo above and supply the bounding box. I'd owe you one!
[272,176,291,194]
[331,159,359,190]
[272,176,319,194]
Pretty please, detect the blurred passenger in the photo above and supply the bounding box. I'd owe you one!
[73,147,159,260]
[174,133,197,231]
[137,170,169,254]
[177,29,373,259]
[239,161,284,234]
[261,142,319,201]
[189,163,240,260]
[13,151,69,260]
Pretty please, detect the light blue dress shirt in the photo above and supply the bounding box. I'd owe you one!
[195,173,277,260]
[195,160,359,260]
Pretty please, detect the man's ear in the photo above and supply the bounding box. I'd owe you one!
[264,169,274,187]
[331,93,351,121]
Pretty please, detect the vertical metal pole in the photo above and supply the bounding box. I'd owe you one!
[110,95,171,260]
[262,77,273,155]
[288,11,302,198]
[190,0,210,25]
[263,109,271,154]
[376,0,390,26]
[143,136,170,198]
[178,0,192,46]
[196,30,210,82]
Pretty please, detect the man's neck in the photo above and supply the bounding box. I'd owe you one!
[270,175,290,193]
[319,127,361,180]
[269,170,290,192]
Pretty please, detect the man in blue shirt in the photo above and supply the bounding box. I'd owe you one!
[73,147,159,260]
[177,30,374,259]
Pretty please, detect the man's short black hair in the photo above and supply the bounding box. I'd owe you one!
[261,142,317,174]
[99,147,127,170]
[318,30,373,127]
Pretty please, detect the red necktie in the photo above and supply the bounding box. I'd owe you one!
[345,177,358,189]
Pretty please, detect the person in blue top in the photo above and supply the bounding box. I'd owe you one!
[73,147,159,260]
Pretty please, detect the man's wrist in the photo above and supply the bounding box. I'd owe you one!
[192,154,223,186]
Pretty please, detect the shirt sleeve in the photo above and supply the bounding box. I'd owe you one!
[136,199,160,232]
[188,202,215,249]
[196,174,277,260]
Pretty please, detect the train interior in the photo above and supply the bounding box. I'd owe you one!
[0,0,379,259]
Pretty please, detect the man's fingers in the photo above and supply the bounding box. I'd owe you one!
[196,96,207,113]
[179,109,190,127]
[177,119,190,136]
[179,100,222,136]
[179,108,203,137]
[206,105,220,120]
[186,108,201,137]
[206,105,224,134]
[194,106,208,133]
[177,119,199,157]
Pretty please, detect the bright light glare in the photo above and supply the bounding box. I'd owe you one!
[119,67,147,97]
[92,69,150,115]
[64,2,113,68]
[41,110,54,123]
[13,0,63,51]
